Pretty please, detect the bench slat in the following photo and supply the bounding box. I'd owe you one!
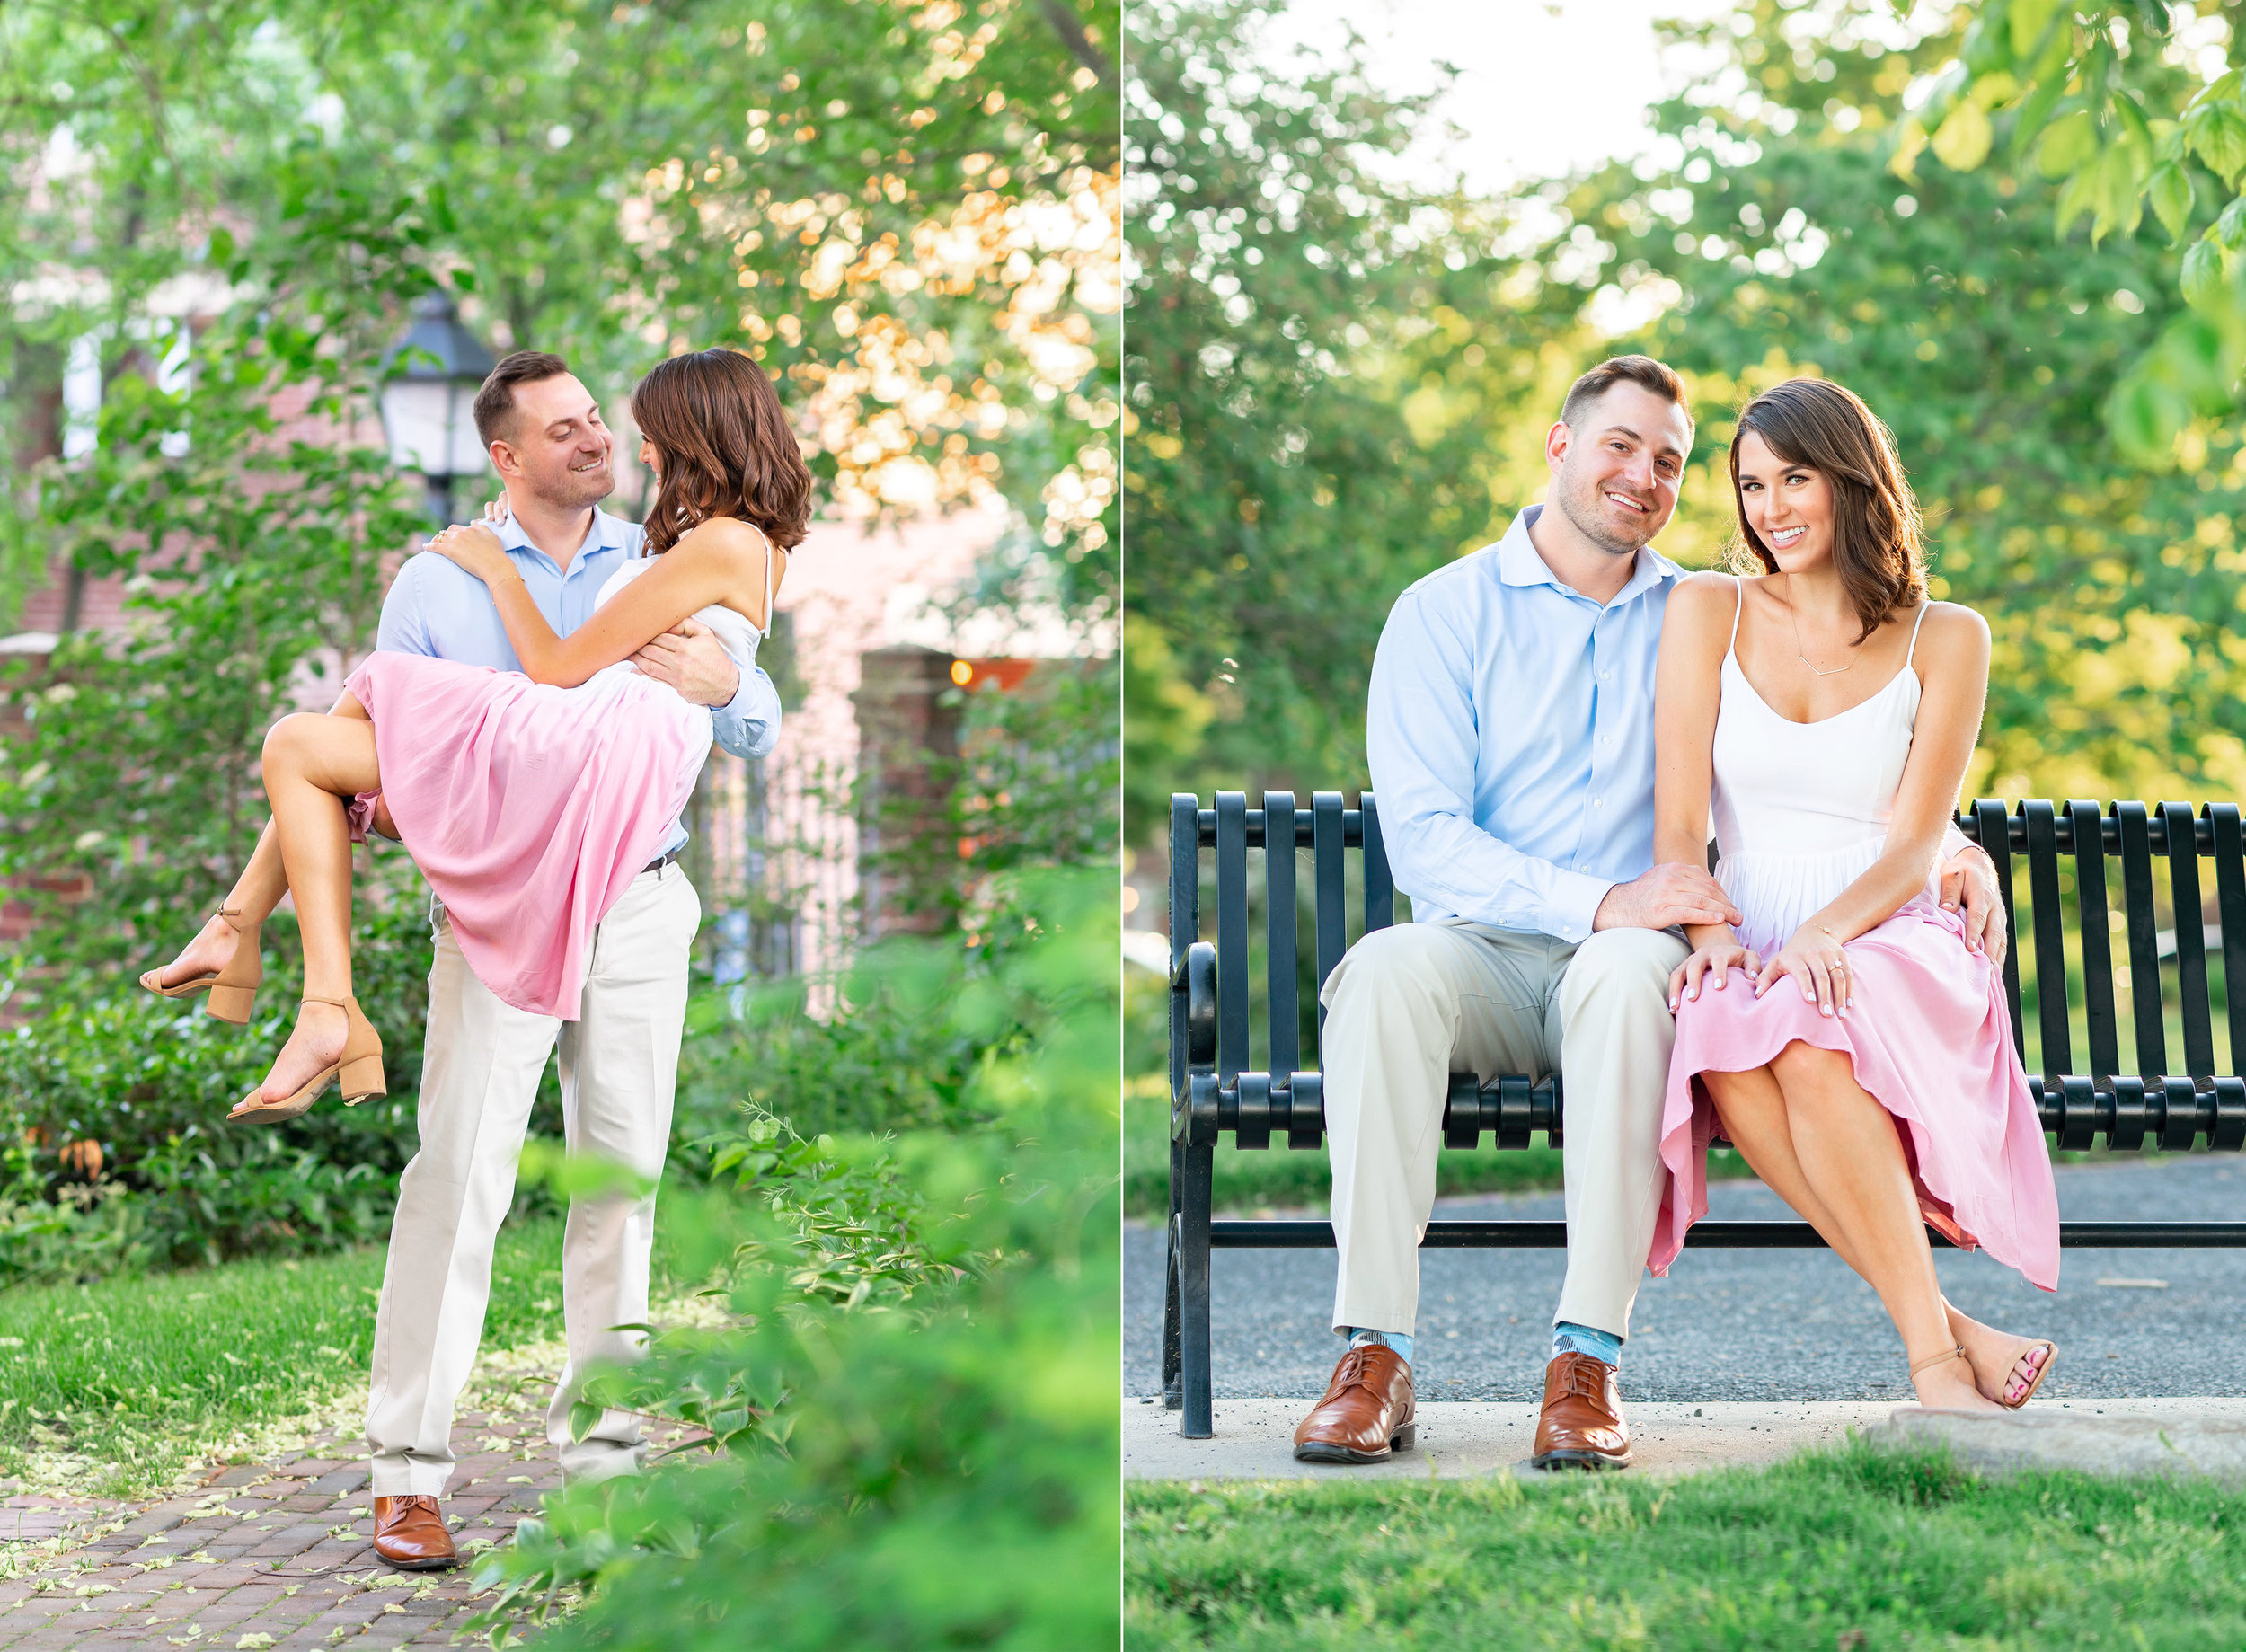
[2069,799,2123,1082]
[1363,793,1394,932]
[2022,800,2070,1077]
[2211,804,2246,1073]
[2117,802,2167,1077]
[1313,792,1347,1040]
[1168,795,1198,1109]
[2165,799,2216,1081]
[1975,799,2027,1065]
[1215,791,1250,1082]
[1264,791,1300,1079]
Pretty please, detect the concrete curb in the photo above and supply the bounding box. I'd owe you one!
[1872,1404,2246,1483]
[1127,1396,2246,1483]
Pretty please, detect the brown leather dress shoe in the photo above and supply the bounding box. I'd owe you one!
[1292,1343,1415,1464]
[1531,1350,1631,1471]
[372,1494,459,1570]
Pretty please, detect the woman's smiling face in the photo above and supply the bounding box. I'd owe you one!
[1735,428,1835,572]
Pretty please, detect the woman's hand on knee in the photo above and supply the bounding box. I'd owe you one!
[1668,942,1761,1011]
[1755,925,1853,1018]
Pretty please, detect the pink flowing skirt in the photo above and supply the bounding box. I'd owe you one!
[344,654,709,1021]
[1653,896,2061,1292]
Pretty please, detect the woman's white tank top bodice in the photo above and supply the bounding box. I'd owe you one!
[1711,578,1935,955]
[588,541,770,685]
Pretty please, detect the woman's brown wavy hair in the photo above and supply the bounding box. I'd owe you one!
[1728,377,1926,643]
[632,349,813,556]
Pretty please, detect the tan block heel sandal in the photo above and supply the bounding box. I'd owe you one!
[138,906,263,1024]
[227,995,385,1125]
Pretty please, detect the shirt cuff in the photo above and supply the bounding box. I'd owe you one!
[1544,871,1614,944]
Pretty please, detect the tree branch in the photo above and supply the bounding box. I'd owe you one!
[1038,0,1112,89]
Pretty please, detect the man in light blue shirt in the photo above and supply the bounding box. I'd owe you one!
[362,350,778,1568]
[1292,357,2003,1475]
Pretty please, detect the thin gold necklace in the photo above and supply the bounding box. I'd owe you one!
[1784,572,1854,676]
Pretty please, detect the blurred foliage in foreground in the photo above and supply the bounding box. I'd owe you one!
[1126,0,2246,860]
[463,866,1119,1649]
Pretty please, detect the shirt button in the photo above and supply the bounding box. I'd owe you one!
[1599,670,1613,682]
[1593,799,1604,808]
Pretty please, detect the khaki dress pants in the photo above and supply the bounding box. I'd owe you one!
[1320,920,1688,1340]
[365,862,699,1497]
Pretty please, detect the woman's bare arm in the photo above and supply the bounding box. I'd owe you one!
[426,518,776,688]
[1653,572,1741,951]
[1796,602,1990,944]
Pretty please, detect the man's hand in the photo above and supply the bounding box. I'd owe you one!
[1937,843,2009,968]
[1593,862,1743,932]
[633,618,741,708]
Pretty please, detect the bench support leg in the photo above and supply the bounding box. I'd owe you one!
[1162,1135,1184,1409]
[1176,1137,1215,1438]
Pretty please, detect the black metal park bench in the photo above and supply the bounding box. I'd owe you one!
[1161,791,2246,1437]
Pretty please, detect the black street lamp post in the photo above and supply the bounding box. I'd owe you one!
[377,293,497,525]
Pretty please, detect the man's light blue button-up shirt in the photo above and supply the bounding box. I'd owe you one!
[1367,503,1681,944]
[374,506,783,858]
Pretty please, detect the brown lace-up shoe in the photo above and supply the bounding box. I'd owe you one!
[1530,1351,1631,1471]
[1292,1343,1415,1464]
[372,1494,458,1569]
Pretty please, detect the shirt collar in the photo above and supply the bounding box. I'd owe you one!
[495,506,634,574]
[1495,503,1680,606]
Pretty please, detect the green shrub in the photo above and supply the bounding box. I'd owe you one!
[670,972,1007,1149]
[0,869,436,1277]
[466,866,1120,1649]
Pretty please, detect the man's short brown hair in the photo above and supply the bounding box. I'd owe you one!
[1560,354,1692,431]
[473,350,573,447]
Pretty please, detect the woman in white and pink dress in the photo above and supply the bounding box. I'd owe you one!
[137,348,809,1122]
[1649,377,2060,1414]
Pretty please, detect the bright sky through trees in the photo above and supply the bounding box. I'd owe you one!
[1266,0,1731,194]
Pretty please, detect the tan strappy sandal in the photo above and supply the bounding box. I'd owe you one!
[1908,1344,1973,1399]
[139,906,264,1024]
[227,996,385,1125]
[1994,1342,2057,1409]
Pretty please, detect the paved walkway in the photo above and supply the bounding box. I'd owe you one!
[1127,1155,2246,1404]
[0,1402,561,1648]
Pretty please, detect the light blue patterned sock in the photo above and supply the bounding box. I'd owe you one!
[1346,1327,1414,1367]
[1552,1320,1622,1368]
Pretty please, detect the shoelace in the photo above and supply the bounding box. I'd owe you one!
[1556,1356,1612,1409]
[1328,1346,1392,1401]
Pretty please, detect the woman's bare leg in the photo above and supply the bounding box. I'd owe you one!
[153,693,367,987]
[1702,1065,2047,1401]
[236,697,379,1109]
[1760,1040,2001,1410]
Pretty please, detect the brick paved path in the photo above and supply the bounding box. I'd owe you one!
[0,1402,562,1649]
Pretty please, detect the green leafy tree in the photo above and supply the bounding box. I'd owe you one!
[1122,0,1588,843]
[1894,0,2246,461]
[0,0,1120,620]
[1587,0,2246,802]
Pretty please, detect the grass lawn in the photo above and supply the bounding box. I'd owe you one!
[0,1214,578,1499]
[1127,1441,2246,1648]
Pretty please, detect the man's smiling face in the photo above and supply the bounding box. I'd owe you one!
[1548,382,1693,557]
[493,373,615,510]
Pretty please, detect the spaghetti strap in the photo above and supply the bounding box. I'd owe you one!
[1905,601,1931,668]
[759,524,782,632]
[1727,575,1745,654]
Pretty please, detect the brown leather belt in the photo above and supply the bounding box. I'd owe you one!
[645,849,680,875]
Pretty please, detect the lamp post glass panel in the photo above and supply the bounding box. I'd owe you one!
[378,294,497,525]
